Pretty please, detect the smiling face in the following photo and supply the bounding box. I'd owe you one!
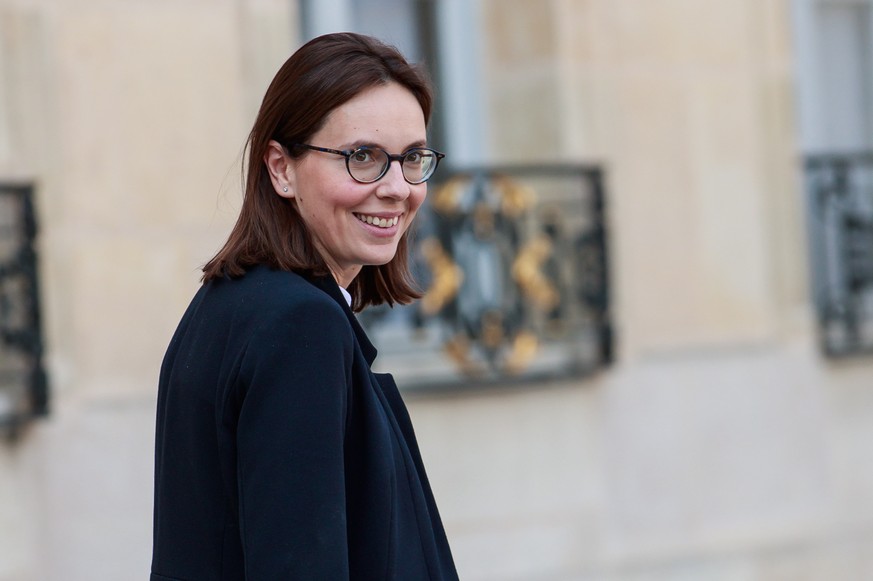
[266,82,428,288]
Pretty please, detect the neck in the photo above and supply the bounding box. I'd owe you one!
[327,264,361,289]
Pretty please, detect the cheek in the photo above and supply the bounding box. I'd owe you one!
[296,180,366,221]
[400,191,426,235]
[408,187,427,215]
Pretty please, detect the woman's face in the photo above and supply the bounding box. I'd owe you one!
[280,82,428,287]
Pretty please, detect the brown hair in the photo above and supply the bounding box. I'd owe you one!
[202,32,434,311]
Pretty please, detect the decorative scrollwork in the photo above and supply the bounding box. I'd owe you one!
[512,235,559,311]
[360,165,611,388]
[419,239,464,316]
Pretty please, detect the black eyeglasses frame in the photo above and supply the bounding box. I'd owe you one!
[290,143,445,185]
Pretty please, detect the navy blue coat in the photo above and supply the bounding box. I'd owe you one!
[151,266,458,580]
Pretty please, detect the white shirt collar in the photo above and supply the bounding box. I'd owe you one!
[339,286,352,307]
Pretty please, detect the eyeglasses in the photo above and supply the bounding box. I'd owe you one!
[292,143,445,185]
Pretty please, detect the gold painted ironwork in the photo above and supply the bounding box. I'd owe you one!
[431,176,465,215]
[505,331,539,375]
[473,202,495,239]
[511,235,559,311]
[429,176,556,375]
[357,163,612,388]
[495,175,536,218]
[443,334,484,377]
[419,238,464,316]
[480,311,505,349]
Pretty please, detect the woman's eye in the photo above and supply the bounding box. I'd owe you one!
[351,150,374,163]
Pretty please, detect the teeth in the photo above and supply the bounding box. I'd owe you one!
[356,214,399,228]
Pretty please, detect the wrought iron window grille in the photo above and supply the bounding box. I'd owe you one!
[805,151,873,357]
[360,164,612,389]
[0,183,47,439]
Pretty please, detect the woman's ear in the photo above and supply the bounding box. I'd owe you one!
[264,140,296,199]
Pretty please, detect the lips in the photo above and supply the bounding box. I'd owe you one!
[354,213,400,228]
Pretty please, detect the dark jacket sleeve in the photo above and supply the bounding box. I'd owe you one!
[234,296,354,580]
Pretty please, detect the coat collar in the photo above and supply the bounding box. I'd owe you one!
[307,273,378,366]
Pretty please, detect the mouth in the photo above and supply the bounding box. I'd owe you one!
[354,213,400,229]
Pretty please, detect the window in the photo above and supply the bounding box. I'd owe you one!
[0,183,47,437]
[360,164,612,388]
[795,0,873,355]
[296,1,612,385]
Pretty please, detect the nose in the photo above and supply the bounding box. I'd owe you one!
[375,159,412,200]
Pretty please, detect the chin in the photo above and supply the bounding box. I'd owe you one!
[362,247,401,267]
[364,256,397,267]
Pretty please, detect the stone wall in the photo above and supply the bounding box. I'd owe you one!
[419,1,873,579]
[0,1,296,579]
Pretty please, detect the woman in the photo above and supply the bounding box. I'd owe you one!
[151,33,458,581]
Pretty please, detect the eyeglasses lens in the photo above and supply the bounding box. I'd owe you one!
[347,148,436,184]
[347,149,386,183]
[402,150,435,184]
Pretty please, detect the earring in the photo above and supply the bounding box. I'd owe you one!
[282,186,288,193]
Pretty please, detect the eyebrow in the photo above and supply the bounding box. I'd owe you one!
[345,139,428,151]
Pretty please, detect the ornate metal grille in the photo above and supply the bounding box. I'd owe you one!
[361,165,612,389]
[0,183,47,436]
[806,152,873,356]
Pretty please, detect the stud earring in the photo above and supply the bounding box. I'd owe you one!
[282,186,288,193]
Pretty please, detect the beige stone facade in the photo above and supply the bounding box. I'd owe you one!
[1,1,872,579]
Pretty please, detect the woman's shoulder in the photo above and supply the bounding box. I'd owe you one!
[208,265,323,299]
[221,268,355,373]
[204,265,346,324]
[177,266,355,369]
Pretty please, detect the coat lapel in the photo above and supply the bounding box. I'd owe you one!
[307,274,378,366]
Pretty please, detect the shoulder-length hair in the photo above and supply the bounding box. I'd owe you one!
[202,32,434,312]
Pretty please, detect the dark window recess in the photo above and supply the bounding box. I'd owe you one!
[0,183,47,438]
[806,152,873,356]
[360,164,612,389]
